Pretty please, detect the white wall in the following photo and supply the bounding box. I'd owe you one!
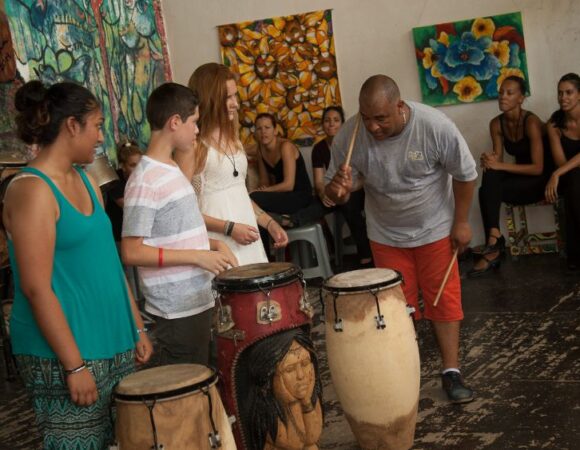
[161,0,580,245]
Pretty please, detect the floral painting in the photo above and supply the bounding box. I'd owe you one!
[4,0,172,163]
[412,12,528,106]
[219,10,342,146]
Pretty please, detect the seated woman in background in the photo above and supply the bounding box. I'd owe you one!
[105,141,142,244]
[545,73,580,270]
[249,113,313,255]
[311,106,372,267]
[470,76,549,277]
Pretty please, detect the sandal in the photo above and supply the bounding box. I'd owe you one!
[467,252,502,278]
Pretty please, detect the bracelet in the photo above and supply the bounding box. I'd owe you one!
[64,363,86,376]
[226,221,235,236]
[265,218,274,230]
[158,247,164,268]
[137,327,148,334]
[223,220,230,236]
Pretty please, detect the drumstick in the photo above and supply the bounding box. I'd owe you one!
[433,248,459,307]
[343,114,361,167]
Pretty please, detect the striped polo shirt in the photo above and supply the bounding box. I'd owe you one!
[123,156,214,319]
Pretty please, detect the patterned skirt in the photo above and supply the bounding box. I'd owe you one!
[15,350,135,450]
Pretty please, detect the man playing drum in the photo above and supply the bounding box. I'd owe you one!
[325,75,477,403]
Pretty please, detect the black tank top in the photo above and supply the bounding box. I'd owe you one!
[561,134,580,161]
[263,149,312,193]
[500,111,532,164]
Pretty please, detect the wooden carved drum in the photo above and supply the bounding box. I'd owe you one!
[114,364,236,449]
[322,268,420,450]
[213,262,319,449]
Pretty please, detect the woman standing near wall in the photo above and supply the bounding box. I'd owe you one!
[545,73,580,270]
[4,80,152,449]
[177,63,287,265]
[470,76,548,277]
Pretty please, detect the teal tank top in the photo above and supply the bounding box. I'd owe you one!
[8,166,138,359]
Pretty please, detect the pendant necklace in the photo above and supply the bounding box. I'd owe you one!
[223,148,238,177]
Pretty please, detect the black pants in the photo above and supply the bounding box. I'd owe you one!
[153,308,214,366]
[560,168,580,263]
[250,190,312,214]
[478,169,548,236]
[279,190,372,260]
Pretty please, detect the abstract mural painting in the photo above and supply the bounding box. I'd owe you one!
[412,12,528,106]
[4,0,172,162]
[219,9,342,146]
[0,4,28,158]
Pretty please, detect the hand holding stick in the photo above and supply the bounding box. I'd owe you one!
[433,248,459,307]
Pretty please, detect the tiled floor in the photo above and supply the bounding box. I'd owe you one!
[0,253,579,449]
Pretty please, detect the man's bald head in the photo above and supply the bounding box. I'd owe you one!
[359,75,400,104]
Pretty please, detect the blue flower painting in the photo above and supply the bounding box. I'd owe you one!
[412,12,529,106]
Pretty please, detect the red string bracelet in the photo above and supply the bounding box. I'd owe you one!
[158,247,164,268]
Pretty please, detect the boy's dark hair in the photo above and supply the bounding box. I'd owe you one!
[255,112,277,127]
[146,83,199,131]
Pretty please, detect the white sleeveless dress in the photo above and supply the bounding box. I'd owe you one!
[199,145,268,265]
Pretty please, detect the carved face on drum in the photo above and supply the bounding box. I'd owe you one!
[242,327,323,450]
[273,340,315,404]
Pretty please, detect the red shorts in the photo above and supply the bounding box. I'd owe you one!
[370,237,463,322]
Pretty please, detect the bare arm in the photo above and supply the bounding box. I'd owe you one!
[256,147,270,188]
[545,124,580,202]
[259,142,298,192]
[121,236,234,275]
[547,122,568,168]
[450,179,475,253]
[325,164,353,205]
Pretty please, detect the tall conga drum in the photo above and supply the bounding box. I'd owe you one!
[114,364,236,449]
[213,263,322,450]
[322,268,420,450]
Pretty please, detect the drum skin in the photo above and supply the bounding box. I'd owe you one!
[323,269,420,450]
[115,364,236,450]
[213,263,313,449]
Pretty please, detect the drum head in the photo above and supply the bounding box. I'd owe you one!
[213,262,301,292]
[116,364,214,398]
[323,268,402,293]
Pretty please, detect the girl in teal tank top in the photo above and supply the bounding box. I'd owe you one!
[5,80,153,449]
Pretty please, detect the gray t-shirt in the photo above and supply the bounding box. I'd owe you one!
[326,101,477,247]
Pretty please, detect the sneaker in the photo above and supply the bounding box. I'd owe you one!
[441,371,474,404]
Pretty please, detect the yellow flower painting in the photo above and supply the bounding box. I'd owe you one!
[218,10,342,146]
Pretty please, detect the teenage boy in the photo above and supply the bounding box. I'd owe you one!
[122,83,237,365]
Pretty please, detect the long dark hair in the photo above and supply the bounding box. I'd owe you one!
[14,80,99,147]
[549,73,580,130]
[239,327,322,450]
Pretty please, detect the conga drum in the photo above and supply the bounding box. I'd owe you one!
[322,268,420,450]
[213,263,319,449]
[114,364,236,449]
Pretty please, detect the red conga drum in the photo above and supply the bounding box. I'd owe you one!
[213,262,317,449]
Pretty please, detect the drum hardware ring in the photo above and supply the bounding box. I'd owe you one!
[202,386,222,448]
[370,289,386,330]
[258,285,276,323]
[332,292,343,332]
